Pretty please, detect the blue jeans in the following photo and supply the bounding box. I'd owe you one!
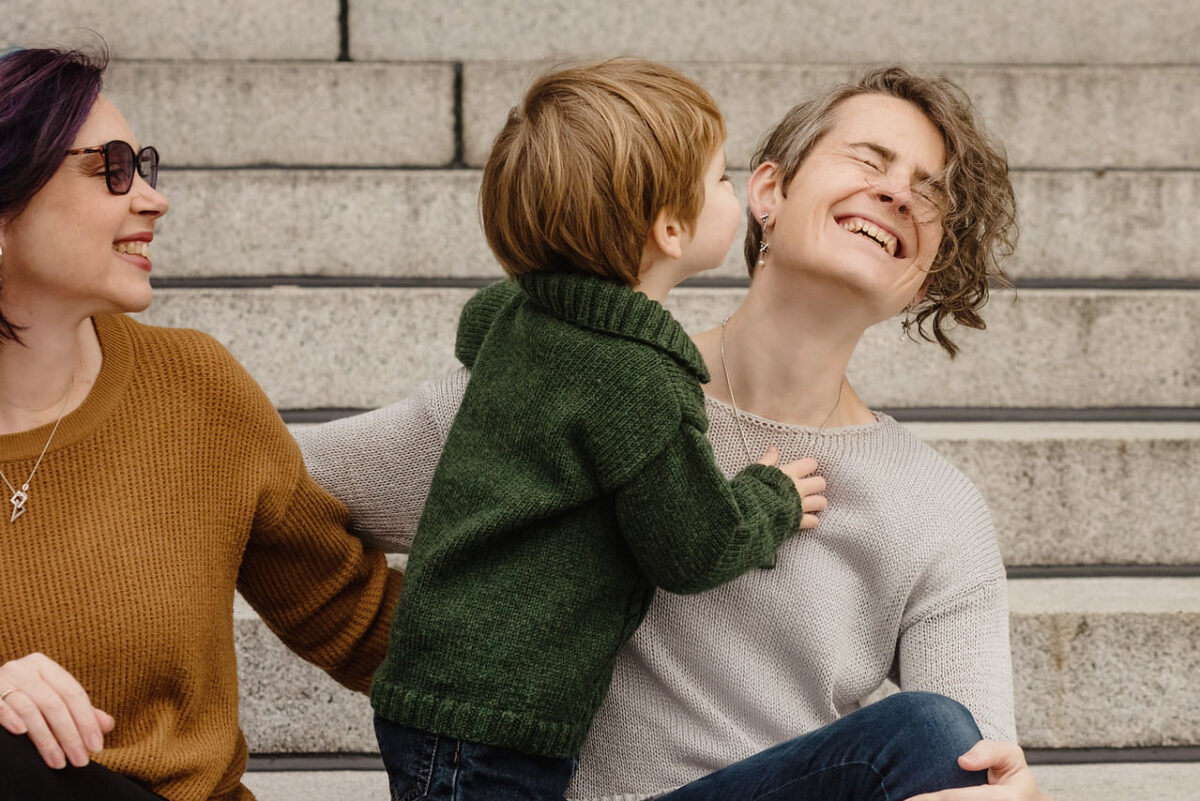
[374,716,577,801]
[659,692,987,801]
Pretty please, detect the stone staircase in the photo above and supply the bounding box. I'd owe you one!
[12,0,1200,798]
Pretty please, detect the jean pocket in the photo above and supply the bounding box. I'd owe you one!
[374,717,444,801]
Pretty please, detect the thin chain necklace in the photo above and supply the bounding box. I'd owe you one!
[719,316,844,463]
[0,378,75,524]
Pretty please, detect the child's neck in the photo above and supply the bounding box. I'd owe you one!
[632,266,684,304]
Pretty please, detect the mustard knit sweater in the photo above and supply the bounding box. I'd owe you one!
[0,314,402,801]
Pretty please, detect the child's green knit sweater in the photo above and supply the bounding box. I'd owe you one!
[370,273,803,758]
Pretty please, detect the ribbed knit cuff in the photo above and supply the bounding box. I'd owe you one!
[736,462,804,566]
[740,462,802,504]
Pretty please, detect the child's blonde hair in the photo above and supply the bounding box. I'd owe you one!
[480,58,726,285]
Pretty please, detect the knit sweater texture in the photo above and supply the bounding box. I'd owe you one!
[0,314,402,801]
[369,275,802,758]
[298,365,1016,801]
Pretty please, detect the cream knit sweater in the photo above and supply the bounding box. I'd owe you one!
[297,368,1015,801]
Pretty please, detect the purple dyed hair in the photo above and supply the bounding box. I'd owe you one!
[0,45,108,343]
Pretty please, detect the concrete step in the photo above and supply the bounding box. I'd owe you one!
[152,169,1200,283]
[8,0,338,59]
[464,64,1200,170]
[1008,578,1200,749]
[287,420,1200,569]
[242,771,383,801]
[104,62,456,168]
[241,763,1200,801]
[234,579,1200,752]
[13,1,1200,66]
[135,287,1200,409]
[70,62,1198,171]
[1031,763,1200,801]
[909,423,1200,567]
[351,0,1200,66]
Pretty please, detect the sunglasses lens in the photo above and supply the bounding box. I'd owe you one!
[104,141,135,194]
[138,146,159,190]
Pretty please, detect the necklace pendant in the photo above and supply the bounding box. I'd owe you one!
[9,489,26,523]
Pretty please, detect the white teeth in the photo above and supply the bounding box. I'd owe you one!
[839,218,897,257]
[114,241,150,258]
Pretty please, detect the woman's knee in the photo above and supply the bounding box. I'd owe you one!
[864,692,987,797]
[872,691,982,757]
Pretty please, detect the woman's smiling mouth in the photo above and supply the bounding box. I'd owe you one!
[837,216,901,258]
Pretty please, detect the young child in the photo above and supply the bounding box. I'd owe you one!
[370,58,825,800]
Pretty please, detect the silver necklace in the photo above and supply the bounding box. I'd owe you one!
[719,316,844,463]
[0,379,74,523]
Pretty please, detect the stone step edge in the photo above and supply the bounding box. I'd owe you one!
[238,762,1200,801]
[235,577,1200,619]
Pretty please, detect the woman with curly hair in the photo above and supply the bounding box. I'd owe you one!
[301,65,1046,800]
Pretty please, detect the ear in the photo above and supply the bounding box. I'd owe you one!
[646,207,685,262]
[746,162,782,224]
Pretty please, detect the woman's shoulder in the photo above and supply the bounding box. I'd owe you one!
[106,314,277,421]
[114,315,254,380]
[871,414,981,493]
[861,413,997,548]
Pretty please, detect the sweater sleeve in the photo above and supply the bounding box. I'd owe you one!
[295,369,469,553]
[613,420,803,595]
[233,380,404,694]
[895,482,1017,742]
[238,468,403,693]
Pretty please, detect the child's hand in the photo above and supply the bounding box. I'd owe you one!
[758,447,827,530]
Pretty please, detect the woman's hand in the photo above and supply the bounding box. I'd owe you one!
[0,653,114,769]
[905,740,1051,800]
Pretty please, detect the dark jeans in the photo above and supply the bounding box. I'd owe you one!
[375,692,984,800]
[659,692,987,801]
[374,716,578,801]
[0,729,166,801]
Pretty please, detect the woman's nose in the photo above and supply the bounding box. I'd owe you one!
[875,183,911,216]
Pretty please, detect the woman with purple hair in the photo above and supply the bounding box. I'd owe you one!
[0,46,403,800]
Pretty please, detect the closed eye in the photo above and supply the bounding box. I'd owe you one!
[914,178,948,211]
[857,156,884,172]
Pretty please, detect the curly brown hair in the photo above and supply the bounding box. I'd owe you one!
[745,66,1017,357]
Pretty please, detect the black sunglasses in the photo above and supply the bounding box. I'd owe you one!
[65,140,159,195]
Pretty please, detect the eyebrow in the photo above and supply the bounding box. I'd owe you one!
[848,141,939,185]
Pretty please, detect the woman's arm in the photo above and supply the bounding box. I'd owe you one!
[894,467,1015,741]
[294,368,469,553]
[895,479,1050,800]
[897,574,1016,742]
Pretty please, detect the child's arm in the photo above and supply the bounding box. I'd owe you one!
[613,422,822,595]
